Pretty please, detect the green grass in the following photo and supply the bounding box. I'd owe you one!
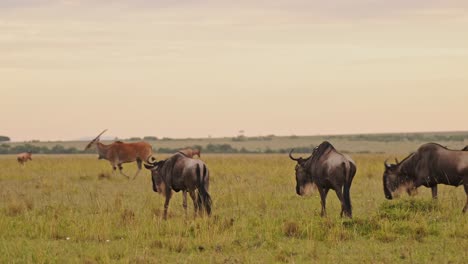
[0,154,466,263]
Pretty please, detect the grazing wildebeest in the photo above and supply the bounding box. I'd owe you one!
[84,130,155,180]
[17,151,32,165]
[289,141,356,218]
[144,153,211,219]
[178,148,201,158]
[383,143,468,213]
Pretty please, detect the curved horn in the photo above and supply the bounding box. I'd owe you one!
[144,163,155,170]
[395,158,399,164]
[384,159,391,168]
[84,129,108,150]
[94,129,108,141]
[289,149,301,161]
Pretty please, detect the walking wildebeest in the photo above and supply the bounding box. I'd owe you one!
[144,153,212,219]
[289,141,356,218]
[17,151,32,165]
[178,148,201,158]
[383,143,468,213]
[84,130,155,180]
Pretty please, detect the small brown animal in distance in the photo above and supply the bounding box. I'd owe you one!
[178,148,201,158]
[17,151,32,165]
[84,130,155,180]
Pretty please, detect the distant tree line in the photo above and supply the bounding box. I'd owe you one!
[0,136,10,142]
[0,143,82,154]
[232,135,275,142]
[327,133,467,142]
[0,143,317,155]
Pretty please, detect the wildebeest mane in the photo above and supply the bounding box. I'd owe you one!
[177,151,189,157]
[310,141,335,163]
[160,153,184,181]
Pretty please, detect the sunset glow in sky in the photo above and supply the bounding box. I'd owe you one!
[2,1,468,141]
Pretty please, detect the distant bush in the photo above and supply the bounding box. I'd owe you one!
[0,136,10,142]
[206,144,238,153]
[232,135,274,142]
[232,135,247,142]
[127,137,142,141]
[143,136,158,141]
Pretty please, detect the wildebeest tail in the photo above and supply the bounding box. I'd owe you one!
[196,163,212,215]
[343,162,355,217]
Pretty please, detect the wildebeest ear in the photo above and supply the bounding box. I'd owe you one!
[384,159,392,169]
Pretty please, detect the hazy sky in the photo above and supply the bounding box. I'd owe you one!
[1,0,468,141]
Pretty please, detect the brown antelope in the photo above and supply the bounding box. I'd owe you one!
[17,151,32,165]
[84,130,155,180]
[178,148,201,158]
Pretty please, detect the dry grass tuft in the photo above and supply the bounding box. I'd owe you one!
[98,172,111,180]
[283,221,300,237]
[121,208,135,225]
[5,200,25,216]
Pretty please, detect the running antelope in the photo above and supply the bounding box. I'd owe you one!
[84,130,155,180]
[17,151,32,165]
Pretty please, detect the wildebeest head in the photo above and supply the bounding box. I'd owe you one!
[383,159,411,199]
[84,129,107,150]
[144,160,166,193]
[289,149,316,196]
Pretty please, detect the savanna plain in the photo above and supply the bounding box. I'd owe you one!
[0,153,467,263]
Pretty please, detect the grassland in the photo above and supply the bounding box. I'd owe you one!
[0,154,467,263]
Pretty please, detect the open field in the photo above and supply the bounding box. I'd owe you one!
[0,154,467,263]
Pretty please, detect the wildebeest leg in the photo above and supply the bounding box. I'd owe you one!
[334,188,348,218]
[463,184,468,213]
[318,187,329,217]
[163,190,173,220]
[182,191,188,217]
[118,164,130,179]
[431,186,438,199]
[189,191,198,217]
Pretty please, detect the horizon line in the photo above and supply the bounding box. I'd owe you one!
[6,129,468,143]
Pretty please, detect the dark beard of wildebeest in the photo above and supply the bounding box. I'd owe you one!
[289,141,357,218]
[144,153,212,220]
[383,143,468,213]
[84,129,155,180]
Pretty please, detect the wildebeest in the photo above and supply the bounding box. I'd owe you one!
[17,151,32,165]
[84,130,155,180]
[289,141,356,218]
[462,146,468,151]
[383,143,468,213]
[144,153,211,219]
[178,148,201,158]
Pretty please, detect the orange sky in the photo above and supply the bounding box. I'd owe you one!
[1,1,468,141]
